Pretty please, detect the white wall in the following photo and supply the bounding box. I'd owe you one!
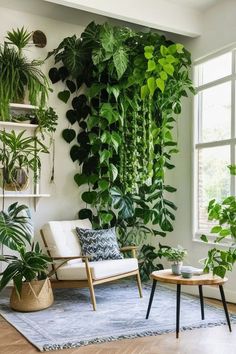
[168,0,236,302]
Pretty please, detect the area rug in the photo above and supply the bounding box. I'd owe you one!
[0,282,236,352]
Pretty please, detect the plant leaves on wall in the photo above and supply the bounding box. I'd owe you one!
[48,21,195,280]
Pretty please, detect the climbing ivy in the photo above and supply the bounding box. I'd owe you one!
[48,22,194,279]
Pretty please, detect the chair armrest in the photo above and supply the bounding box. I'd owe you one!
[120,246,138,258]
[120,246,138,252]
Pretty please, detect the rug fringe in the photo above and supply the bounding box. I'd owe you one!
[42,318,236,351]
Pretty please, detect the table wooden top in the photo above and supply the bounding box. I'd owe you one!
[151,269,227,286]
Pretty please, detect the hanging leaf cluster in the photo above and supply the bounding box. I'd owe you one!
[48,22,195,279]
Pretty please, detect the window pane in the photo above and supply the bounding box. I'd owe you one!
[199,82,231,143]
[195,52,232,87]
[198,146,230,232]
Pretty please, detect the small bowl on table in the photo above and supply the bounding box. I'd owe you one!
[181,267,193,279]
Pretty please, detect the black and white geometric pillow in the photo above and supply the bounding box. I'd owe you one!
[76,227,123,261]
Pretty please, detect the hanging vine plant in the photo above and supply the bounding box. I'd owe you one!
[47,22,195,279]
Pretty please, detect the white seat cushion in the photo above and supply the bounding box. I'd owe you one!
[41,219,92,258]
[56,258,138,281]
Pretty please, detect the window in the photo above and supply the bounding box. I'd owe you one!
[193,48,236,239]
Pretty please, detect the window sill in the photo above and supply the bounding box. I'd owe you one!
[193,232,235,248]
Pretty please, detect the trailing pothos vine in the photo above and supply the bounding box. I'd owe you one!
[48,22,195,279]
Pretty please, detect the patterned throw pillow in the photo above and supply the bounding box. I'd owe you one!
[76,227,123,261]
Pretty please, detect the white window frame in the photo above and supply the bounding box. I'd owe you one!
[193,45,236,244]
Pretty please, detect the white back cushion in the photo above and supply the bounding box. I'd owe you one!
[41,219,92,258]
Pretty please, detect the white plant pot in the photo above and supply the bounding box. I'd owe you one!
[171,262,183,275]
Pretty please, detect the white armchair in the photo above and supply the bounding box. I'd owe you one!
[40,219,142,310]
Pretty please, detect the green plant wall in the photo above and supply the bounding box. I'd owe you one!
[48,22,194,279]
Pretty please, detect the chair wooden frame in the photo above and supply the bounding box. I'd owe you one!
[40,230,143,311]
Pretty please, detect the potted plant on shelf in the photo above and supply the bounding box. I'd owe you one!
[0,130,49,191]
[158,245,187,275]
[0,27,50,120]
[200,165,236,278]
[0,202,54,311]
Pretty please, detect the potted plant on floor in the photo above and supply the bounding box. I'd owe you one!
[0,27,50,120]
[158,245,187,275]
[0,130,49,191]
[0,202,54,311]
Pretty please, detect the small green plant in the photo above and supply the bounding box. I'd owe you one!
[0,130,49,187]
[0,243,52,297]
[0,27,50,120]
[6,27,32,54]
[35,107,58,135]
[201,165,236,278]
[158,245,187,263]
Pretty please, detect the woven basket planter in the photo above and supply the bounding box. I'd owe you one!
[10,278,54,312]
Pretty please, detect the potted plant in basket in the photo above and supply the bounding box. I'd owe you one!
[158,245,187,275]
[0,130,49,191]
[0,202,54,311]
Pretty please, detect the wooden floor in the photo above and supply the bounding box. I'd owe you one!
[0,298,235,354]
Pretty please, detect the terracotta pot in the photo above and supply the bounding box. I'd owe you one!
[10,278,54,312]
[0,167,29,191]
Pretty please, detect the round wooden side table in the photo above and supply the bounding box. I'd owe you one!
[146,269,231,338]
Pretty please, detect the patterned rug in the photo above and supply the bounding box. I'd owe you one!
[0,282,235,352]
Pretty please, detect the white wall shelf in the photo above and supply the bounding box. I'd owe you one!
[9,103,38,110]
[0,194,50,198]
[0,121,38,129]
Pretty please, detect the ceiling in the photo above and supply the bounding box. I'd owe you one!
[169,0,223,11]
[0,0,225,38]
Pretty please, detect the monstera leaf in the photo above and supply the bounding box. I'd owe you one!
[110,187,134,219]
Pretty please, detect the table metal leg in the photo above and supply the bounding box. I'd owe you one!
[176,284,181,338]
[198,285,205,320]
[146,279,157,319]
[219,285,232,332]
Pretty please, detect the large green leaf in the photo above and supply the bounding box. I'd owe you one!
[57,90,70,103]
[109,164,118,182]
[62,129,76,143]
[141,85,148,100]
[99,149,111,164]
[113,47,128,79]
[81,191,98,204]
[99,211,114,224]
[110,132,122,153]
[0,203,32,251]
[111,187,134,219]
[100,23,114,53]
[100,103,119,124]
[98,179,109,191]
[78,208,93,222]
[147,77,156,96]
[74,173,88,187]
[66,80,76,93]
[156,78,165,93]
[87,83,105,98]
